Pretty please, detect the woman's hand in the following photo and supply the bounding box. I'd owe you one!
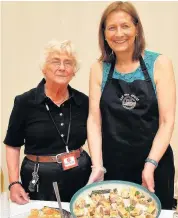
[87,166,105,185]
[10,183,29,204]
[142,163,156,193]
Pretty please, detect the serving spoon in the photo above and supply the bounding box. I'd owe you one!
[53,181,64,218]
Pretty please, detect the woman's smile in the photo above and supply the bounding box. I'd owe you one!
[113,39,127,44]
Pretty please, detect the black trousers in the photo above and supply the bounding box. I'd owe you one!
[20,151,91,202]
[104,148,175,210]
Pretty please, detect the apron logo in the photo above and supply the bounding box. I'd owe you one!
[120,94,139,110]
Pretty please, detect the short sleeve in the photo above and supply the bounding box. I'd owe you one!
[4,96,25,147]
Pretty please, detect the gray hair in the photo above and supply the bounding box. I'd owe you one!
[40,39,80,72]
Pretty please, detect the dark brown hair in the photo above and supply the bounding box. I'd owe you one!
[98,1,145,62]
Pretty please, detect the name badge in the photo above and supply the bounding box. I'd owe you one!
[61,153,78,171]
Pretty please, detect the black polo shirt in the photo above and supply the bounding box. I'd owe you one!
[4,79,89,155]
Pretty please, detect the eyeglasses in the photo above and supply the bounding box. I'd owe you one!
[47,60,74,69]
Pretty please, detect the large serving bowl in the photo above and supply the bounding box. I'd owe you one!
[70,180,161,218]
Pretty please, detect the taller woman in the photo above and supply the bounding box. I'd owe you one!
[87,1,176,209]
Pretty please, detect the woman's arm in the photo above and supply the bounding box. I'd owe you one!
[6,145,21,183]
[87,62,105,184]
[148,55,176,162]
[142,55,176,191]
[4,96,29,203]
[6,145,29,204]
[87,62,103,167]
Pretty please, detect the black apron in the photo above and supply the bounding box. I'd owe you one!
[100,56,175,209]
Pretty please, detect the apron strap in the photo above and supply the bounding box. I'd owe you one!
[108,59,116,80]
[107,55,152,82]
[139,56,151,82]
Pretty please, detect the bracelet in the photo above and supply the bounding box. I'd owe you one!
[91,165,107,174]
[145,158,158,168]
[8,181,22,190]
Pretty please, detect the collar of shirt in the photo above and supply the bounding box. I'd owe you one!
[35,78,83,106]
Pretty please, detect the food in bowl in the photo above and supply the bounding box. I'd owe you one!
[71,181,161,218]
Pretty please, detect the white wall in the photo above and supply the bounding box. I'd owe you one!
[1,1,178,191]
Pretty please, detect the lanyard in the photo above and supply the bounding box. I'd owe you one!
[45,103,72,153]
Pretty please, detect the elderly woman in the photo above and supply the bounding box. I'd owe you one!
[87,1,175,209]
[4,40,91,204]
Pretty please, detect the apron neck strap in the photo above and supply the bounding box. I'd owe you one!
[107,55,151,81]
[108,59,116,80]
[139,55,151,81]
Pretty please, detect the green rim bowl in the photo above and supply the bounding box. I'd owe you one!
[70,180,161,218]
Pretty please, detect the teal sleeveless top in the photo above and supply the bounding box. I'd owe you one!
[101,50,160,94]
